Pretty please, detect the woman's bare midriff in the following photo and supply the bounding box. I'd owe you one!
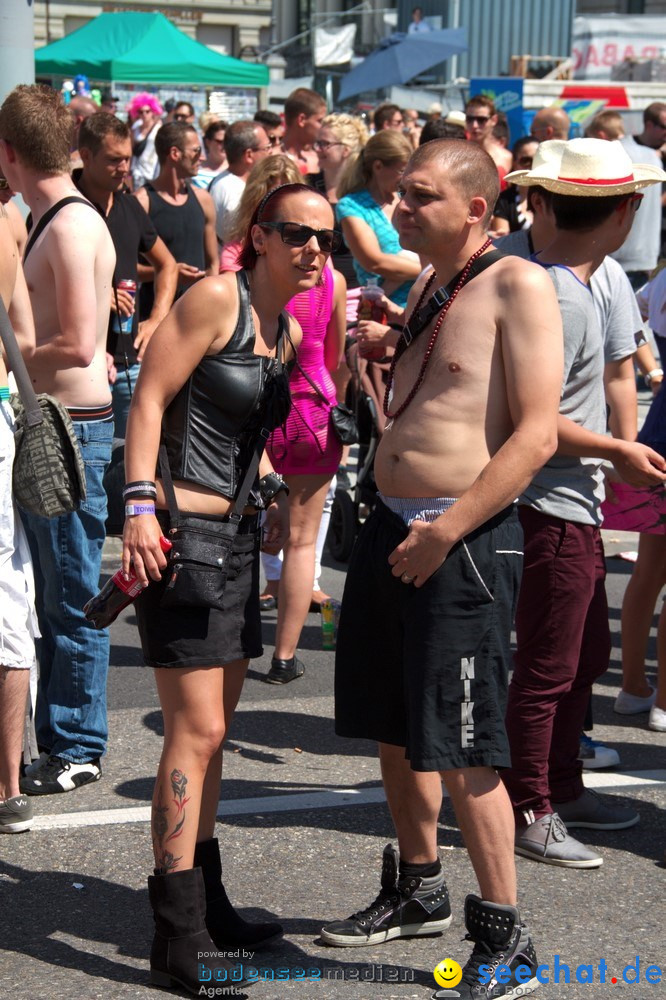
[155,479,257,517]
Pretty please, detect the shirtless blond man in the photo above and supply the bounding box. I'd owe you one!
[0,84,117,797]
[0,202,37,832]
[322,140,564,1000]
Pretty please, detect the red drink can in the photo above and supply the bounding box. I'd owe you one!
[114,278,137,336]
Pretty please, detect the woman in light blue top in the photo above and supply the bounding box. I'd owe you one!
[336,130,421,307]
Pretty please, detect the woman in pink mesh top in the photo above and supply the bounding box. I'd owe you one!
[264,259,347,683]
[220,165,347,684]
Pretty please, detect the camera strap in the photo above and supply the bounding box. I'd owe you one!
[402,248,506,348]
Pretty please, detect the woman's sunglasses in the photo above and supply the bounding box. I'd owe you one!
[259,221,342,254]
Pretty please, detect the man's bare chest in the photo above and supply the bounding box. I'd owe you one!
[395,306,499,387]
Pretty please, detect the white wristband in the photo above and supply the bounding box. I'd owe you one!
[645,368,664,384]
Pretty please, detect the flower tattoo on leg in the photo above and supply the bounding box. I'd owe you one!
[152,768,191,872]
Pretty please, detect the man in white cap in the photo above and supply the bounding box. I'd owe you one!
[499,138,666,868]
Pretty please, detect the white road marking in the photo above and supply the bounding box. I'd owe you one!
[28,770,666,832]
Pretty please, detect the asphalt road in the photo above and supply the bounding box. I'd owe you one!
[2,394,665,1000]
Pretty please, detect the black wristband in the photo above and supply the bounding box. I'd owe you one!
[258,473,289,507]
[123,480,156,492]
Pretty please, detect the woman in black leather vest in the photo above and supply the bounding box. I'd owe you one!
[121,184,339,994]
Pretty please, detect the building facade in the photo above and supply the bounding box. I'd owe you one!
[34,0,272,57]
[577,1,666,12]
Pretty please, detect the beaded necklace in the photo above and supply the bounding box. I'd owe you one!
[383,239,492,420]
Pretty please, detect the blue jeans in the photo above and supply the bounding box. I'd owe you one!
[111,362,141,439]
[22,419,113,762]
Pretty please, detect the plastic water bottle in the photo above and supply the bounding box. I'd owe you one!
[84,535,172,629]
[320,598,341,650]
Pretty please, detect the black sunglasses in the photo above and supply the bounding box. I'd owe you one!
[466,114,491,125]
[625,192,644,212]
[259,221,342,253]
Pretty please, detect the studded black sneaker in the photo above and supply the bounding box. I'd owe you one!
[321,843,452,947]
[433,895,539,999]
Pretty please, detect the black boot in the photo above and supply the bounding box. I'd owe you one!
[432,894,539,999]
[148,866,246,995]
[194,838,283,948]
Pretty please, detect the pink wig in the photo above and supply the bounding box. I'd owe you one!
[126,92,163,121]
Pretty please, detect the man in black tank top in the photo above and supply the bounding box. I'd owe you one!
[134,122,218,322]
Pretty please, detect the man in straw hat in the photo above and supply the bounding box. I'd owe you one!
[499,137,666,869]
[322,137,565,1000]
[498,139,664,770]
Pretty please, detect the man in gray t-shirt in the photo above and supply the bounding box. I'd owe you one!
[498,138,666,871]
[609,103,666,285]
[610,135,663,282]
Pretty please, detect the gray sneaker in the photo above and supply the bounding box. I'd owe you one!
[554,788,639,830]
[0,795,34,833]
[515,813,602,868]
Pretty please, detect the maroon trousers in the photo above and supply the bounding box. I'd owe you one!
[502,506,611,821]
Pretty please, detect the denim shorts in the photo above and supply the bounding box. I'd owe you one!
[135,510,263,668]
[0,400,39,670]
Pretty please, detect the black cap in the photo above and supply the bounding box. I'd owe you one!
[101,88,119,103]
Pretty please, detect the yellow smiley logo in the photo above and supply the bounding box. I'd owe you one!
[433,958,463,988]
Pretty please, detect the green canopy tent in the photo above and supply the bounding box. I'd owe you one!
[34,11,268,88]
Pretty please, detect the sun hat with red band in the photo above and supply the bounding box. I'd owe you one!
[505,137,666,196]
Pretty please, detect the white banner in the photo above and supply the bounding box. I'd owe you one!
[314,24,357,67]
[573,15,666,80]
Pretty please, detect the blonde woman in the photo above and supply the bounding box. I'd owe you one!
[308,116,371,489]
[309,113,368,205]
[336,130,420,308]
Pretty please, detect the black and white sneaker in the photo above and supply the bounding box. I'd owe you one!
[20,755,102,795]
[321,843,452,947]
[433,895,539,999]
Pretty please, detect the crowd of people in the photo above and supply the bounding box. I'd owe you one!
[1,77,666,1000]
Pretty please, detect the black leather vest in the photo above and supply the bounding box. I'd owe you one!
[161,271,291,500]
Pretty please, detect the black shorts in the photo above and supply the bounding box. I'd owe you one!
[135,511,263,668]
[334,499,523,771]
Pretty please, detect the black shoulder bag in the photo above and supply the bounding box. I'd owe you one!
[157,416,272,611]
[157,333,286,611]
[295,362,359,446]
